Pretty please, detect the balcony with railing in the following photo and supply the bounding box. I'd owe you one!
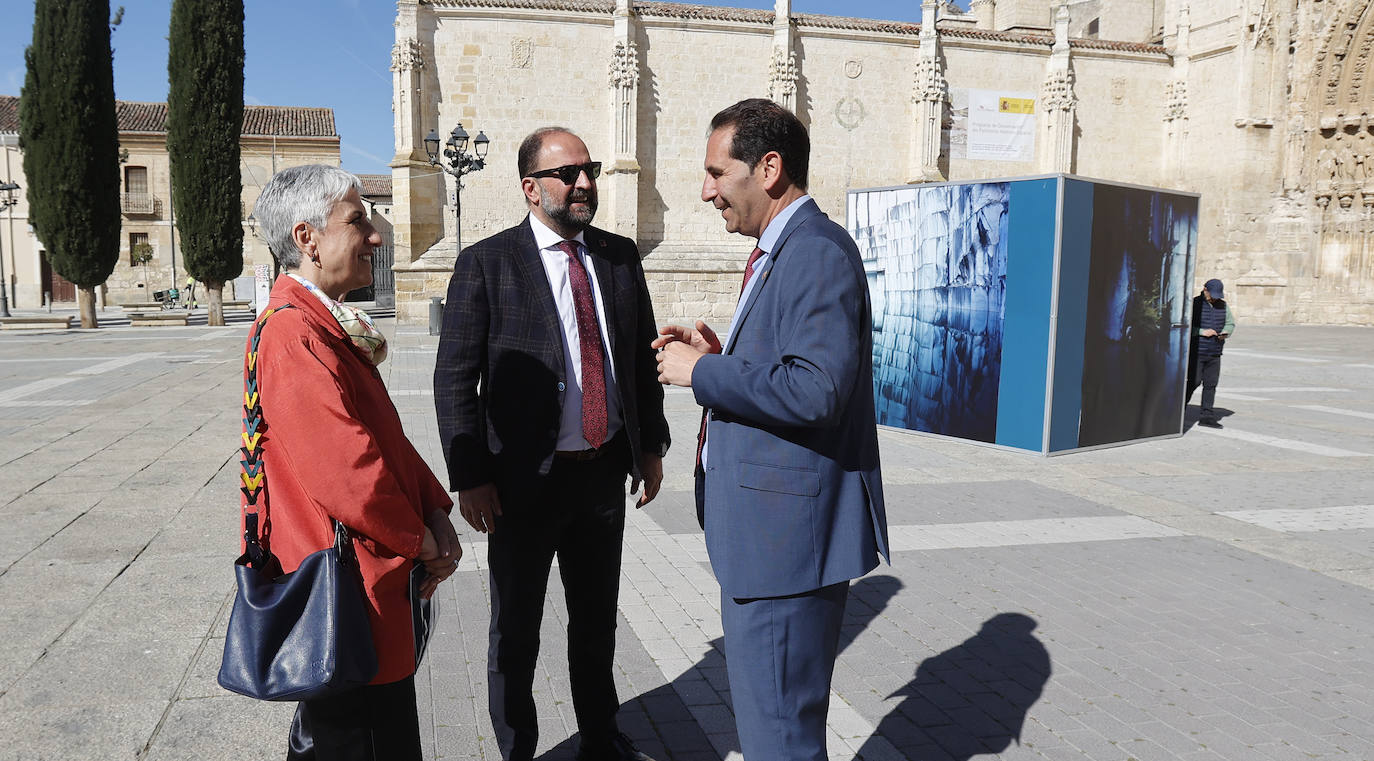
[120,192,162,216]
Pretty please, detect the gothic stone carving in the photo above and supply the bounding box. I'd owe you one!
[1164,80,1187,122]
[512,38,533,68]
[609,41,638,88]
[769,48,798,104]
[1042,68,1077,112]
[390,38,425,72]
[913,57,947,104]
[836,96,865,130]
[1313,130,1374,209]
[1110,77,1127,105]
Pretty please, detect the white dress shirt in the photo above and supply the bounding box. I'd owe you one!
[529,213,623,450]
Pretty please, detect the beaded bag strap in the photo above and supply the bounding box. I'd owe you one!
[240,305,293,566]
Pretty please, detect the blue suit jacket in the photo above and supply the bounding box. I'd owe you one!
[693,199,889,599]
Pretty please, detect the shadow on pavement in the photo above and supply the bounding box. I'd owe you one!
[1182,404,1235,432]
[535,575,906,761]
[857,612,1051,760]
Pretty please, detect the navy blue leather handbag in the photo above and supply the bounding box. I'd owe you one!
[217,306,378,701]
[218,516,378,701]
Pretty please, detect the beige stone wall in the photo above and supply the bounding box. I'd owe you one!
[396,0,1374,326]
[1068,52,1171,184]
[995,0,1051,31]
[429,13,617,246]
[1095,0,1162,42]
[1,139,39,309]
[2,133,341,308]
[793,33,918,203]
[96,135,339,306]
[635,21,772,254]
[943,44,1055,180]
[0,133,343,307]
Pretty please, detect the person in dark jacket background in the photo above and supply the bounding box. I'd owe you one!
[1187,278,1236,428]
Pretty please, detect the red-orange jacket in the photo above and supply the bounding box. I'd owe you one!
[242,275,452,684]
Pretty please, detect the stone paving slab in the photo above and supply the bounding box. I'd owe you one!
[0,321,1372,760]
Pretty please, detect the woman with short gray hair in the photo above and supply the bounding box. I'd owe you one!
[243,164,461,760]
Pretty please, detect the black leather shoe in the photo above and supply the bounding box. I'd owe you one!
[1198,418,1223,429]
[575,733,655,761]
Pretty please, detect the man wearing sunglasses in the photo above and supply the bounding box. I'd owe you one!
[434,127,669,761]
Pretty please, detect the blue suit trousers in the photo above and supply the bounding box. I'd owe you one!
[721,582,848,761]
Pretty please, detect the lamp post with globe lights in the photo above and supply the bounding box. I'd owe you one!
[424,123,490,253]
[0,182,20,317]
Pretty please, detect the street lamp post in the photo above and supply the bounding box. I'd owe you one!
[424,123,490,253]
[0,181,19,318]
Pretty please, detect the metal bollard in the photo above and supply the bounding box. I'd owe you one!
[429,296,444,336]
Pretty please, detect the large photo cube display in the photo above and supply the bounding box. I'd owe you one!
[847,175,1199,454]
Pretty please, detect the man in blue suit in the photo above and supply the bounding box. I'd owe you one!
[654,98,889,760]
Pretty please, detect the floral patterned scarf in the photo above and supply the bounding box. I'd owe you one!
[286,274,389,366]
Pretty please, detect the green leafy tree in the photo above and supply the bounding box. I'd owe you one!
[131,241,154,286]
[168,0,244,327]
[19,0,122,328]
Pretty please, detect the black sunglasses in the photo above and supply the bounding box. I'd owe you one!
[525,162,602,184]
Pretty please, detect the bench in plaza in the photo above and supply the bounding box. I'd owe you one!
[0,315,74,330]
[224,300,254,311]
[128,311,189,327]
[120,301,162,311]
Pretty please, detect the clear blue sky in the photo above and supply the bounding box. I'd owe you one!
[2,0,955,176]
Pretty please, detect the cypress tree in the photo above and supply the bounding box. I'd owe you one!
[168,0,244,327]
[19,0,122,329]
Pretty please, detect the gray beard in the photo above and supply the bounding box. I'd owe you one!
[539,186,597,231]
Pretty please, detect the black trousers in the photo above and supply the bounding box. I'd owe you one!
[285,676,422,761]
[486,442,630,761]
[1188,354,1222,419]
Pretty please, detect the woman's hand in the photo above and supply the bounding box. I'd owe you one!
[418,511,462,599]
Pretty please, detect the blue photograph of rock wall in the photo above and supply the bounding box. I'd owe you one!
[849,183,1010,443]
[1076,185,1198,446]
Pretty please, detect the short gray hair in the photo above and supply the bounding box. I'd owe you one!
[253,164,362,269]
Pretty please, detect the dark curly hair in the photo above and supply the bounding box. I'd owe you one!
[709,98,809,190]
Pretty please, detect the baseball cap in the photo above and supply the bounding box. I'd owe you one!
[1204,279,1224,299]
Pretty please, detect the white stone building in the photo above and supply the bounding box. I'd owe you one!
[389,0,1374,326]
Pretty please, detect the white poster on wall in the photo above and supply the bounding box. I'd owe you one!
[254,264,272,314]
[947,88,969,159]
[965,89,1036,162]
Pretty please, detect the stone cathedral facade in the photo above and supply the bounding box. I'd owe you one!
[388,0,1374,326]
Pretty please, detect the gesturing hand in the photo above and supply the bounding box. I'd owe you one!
[653,321,720,388]
[653,320,721,355]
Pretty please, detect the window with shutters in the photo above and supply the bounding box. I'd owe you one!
[121,167,156,214]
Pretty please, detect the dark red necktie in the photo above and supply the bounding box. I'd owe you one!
[558,240,607,449]
[740,246,765,294]
[697,246,768,472]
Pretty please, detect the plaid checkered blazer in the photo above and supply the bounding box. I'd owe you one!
[433,217,670,496]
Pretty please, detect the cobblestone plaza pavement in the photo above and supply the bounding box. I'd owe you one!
[0,317,1372,761]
